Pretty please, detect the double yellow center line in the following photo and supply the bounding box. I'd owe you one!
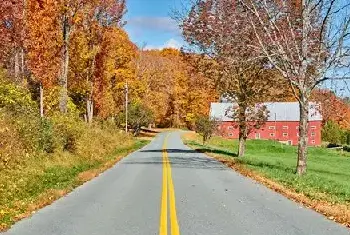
[159,134,180,235]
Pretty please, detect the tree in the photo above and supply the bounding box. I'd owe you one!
[64,0,126,119]
[238,0,350,175]
[195,116,218,145]
[117,102,153,136]
[80,0,126,121]
[322,120,344,145]
[26,0,61,117]
[0,0,26,82]
[311,89,350,129]
[92,27,136,119]
[226,103,269,156]
[179,0,287,156]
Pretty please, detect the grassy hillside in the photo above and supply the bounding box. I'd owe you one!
[0,80,150,231]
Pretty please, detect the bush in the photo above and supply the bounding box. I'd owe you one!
[185,113,196,130]
[0,79,37,114]
[117,103,154,136]
[343,145,350,152]
[195,116,218,144]
[51,114,85,152]
[0,113,27,170]
[322,121,345,145]
[38,118,56,153]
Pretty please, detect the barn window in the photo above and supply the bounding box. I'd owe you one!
[283,133,288,137]
[269,126,275,130]
[228,133,233,137]
[270,133,275,137]
[311,132,316,136]
[311,126,316,129]
[283,126,288,129]
[228,126,234,130]
[311,140,315,144]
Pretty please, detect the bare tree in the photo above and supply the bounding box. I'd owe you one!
[237,0,350,175]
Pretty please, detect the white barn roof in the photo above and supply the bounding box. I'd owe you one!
[210,102,322,122]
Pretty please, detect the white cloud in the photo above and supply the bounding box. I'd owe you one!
[164,38,182,49]
[127,16,179,33]
[145,38,183,50]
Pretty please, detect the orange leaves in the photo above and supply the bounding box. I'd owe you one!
[311,89,350,129]
[26,0,61,88]
[135,49,218,127]
[92,27,137,118]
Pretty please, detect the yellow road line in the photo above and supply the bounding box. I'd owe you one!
[159,148,168,235]
[160,134,180,235]
[167,154,180,235]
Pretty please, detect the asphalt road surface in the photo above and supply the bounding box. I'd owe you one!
[3,132,350,235]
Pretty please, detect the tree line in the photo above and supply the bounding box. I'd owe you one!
[0,0,217,130]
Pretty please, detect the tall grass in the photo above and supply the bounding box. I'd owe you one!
[0,79,150,230]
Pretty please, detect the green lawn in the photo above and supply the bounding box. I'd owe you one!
[183,134,350,204]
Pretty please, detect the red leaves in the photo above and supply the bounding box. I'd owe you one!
[312,89,350,129]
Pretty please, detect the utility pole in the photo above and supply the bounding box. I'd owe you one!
[125,82,128,133]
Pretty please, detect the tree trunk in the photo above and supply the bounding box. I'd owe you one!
[86,97,93,124]
[40,84,44,117]
[59,17,70,113]
[21,48,25,82]
[238,136,246,157]
[238,105,247,157]
[296,97,309,175]
[86,55,95,124]
[14,50,20,80]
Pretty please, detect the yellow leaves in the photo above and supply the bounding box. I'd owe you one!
[44,86,78,116]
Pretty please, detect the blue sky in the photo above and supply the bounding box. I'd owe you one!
[124,0,186,50]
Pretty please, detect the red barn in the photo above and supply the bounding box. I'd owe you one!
[210,102,322,146]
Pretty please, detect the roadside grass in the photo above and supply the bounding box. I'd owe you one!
[183,132,350,226]
[0,134,149,231]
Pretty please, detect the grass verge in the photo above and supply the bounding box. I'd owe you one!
[182,132,350,228]
[0,137,149,231]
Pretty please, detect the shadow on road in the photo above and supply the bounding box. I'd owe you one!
[122,149,230,170]
[142,148,237,157]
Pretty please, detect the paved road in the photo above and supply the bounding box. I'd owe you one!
[3,132,350,235]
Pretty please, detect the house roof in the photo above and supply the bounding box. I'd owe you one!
[210,102,322,122]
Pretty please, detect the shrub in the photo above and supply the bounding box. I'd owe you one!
[343,145,350,152]
[185,113,196,130]
[195,116,218,145]
[0,113,27,170]
[51,114,85,152]
[38,118,56,153]
[117,103,154,136]
[322,121,345,145]
[0,79,37,114]
[44,86,79,116]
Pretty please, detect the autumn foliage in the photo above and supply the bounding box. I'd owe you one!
[0,0,216,129]
[311,89,350,129]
